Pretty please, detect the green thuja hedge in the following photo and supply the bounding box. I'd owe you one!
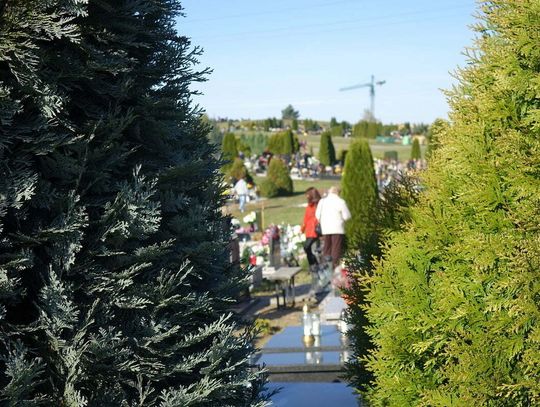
[319,131,336,166]
[267,130,298,155]
[345,173,420,393]
[221,132,238,170]
[362,1,540,405]
[342,139,378,250]
[410,138,421,160]
[426,117,449,159]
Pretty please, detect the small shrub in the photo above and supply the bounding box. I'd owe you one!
[260,158,292,197]
[410,138,421,160]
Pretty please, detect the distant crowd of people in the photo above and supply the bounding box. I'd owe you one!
[374,158,427,191]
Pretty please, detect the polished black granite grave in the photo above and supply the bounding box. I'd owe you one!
[256,325,350,382]
[267,382,359,406]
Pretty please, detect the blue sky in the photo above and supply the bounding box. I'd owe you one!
[179,0,477,124]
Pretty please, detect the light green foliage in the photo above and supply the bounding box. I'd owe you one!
[339,149,348,164]
[410,138,422,160]
[0,1,266,405]
[318,131,336,166]
[267,132,282,154]
[260,158,293,197]
[267,129,298,155]
[426,117,449,158]
[228,158,247,181]
[240,133,267,156]
[331,124,344,139]
[303,118,320,132]
[353,120,380,139]
[291,118,299,131]
[342,139,378,249]
[345,174,420,393]
[221,132,238,170]
[363,1,540,405]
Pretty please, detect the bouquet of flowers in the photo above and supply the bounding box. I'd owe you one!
[243,211,256,224]
[279,223,306,265]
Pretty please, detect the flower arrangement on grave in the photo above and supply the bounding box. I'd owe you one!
[279,223,306,265]
[243,211,256,224]
[242,211,258,232]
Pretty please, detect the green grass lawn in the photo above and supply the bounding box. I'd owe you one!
[226,177,338,228]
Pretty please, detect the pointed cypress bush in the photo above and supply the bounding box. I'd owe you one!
[426,117,449,158]
[342,139,378,250]
[221,132,238,171]
[0,1,265,405]
[363,1,540,405]
[410,138,422,160]
[319,131,336,166]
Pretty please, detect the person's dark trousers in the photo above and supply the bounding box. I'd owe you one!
[323,234,345,268]
[303,237,319,266]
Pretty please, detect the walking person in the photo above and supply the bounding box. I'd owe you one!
[301,187,321,271]
[234,176,249,213]
[315,186,351,269]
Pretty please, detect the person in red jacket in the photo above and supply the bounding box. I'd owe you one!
[302,187,321,271]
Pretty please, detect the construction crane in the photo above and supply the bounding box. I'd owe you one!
[339,75,386,119]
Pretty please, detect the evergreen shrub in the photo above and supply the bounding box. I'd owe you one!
[362,1,540,405]
[0,1,266,404]
[222,132,238,169]
[319,131,336,166]
[342,139,378,249]
[410,138,422,160]
[260,158,293,197]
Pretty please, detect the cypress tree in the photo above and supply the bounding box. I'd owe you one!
[426,117,449,158]
[281,130,294,155]
[363,1,540,405]
[319,131,336,166]
[342,139,378,250]
[0,1,265,405]
[410,137,422,160]
[221,132,238,170]
[267,132,282,154]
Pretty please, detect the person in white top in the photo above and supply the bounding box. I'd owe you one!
[234,176,249,212]
[315,186,351,268]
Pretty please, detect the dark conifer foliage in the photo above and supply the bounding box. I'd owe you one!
[0,1,265,405]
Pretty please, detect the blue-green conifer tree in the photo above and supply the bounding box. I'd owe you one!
[0,1,265,405]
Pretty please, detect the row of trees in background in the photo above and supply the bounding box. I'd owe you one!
[346,1,540,405]
[210,116,431,142]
